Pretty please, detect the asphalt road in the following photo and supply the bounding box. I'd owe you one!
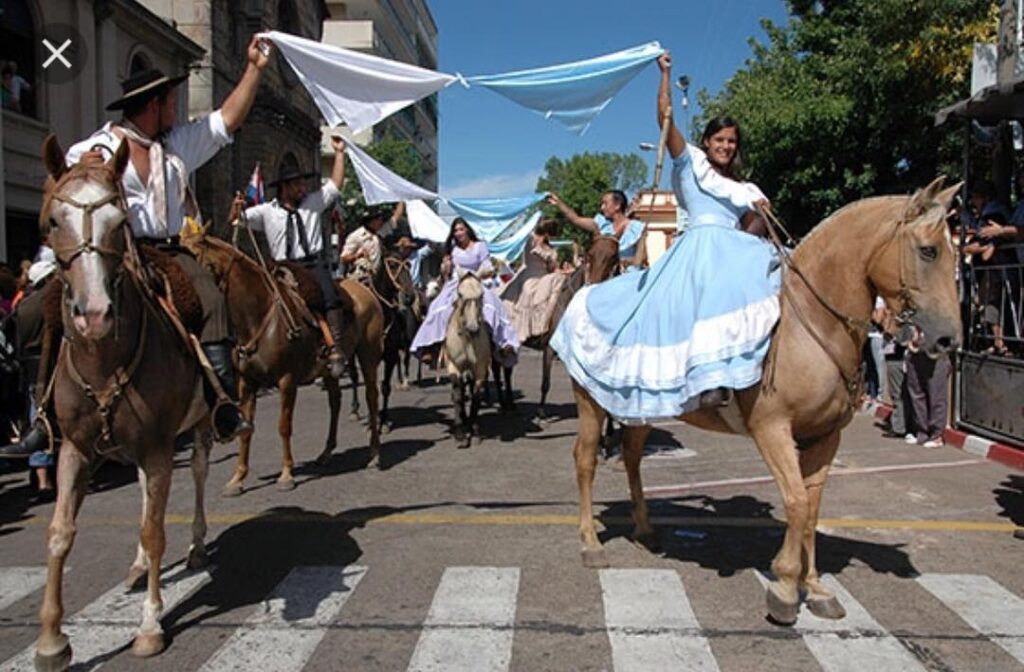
[1,349,1022,671]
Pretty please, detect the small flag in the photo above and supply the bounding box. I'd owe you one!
[245,162,264,204]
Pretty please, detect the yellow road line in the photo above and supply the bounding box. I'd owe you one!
[13,512,1020,533]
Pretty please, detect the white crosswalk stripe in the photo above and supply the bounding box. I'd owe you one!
[198,565,367,672]
[0,566,47,612]
[600,568,719,672]
[406,566,519,672]
[3,564,1024,671]
[754,572,927,672]
[2,565,209,672]
[916,573,1024,665]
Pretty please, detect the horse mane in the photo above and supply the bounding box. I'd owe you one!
[792,195,909,259]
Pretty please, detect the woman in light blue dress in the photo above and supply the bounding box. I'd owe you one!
[546,190,646,271]
[550,51,781,423]
[411,218,520,366]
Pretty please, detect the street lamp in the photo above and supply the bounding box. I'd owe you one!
[638,142,656,152]
[676,75,690,110]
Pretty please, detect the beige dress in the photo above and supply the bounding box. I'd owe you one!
[500,237,570,341]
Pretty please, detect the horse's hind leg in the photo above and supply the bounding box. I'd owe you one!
[347,360,361,421]
[223,377,256,497]
[451,373,468,447]
[573,383,609,568]
[359,347,382,469]
[622,425,656,551]
[750,422,807,625]
[316,376,341,465]
[500,365,515,412]
[380,353,395,433]
[187,426,212,569]
[35,442,89,671]
[276,374,298,490]
[538,346,554,421]
[470,375,484,445]
[132,447,173,657]
[798,430,845,620]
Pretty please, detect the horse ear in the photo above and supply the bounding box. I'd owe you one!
[108,139,130,180]
[902,176,947,222]
[934,182,963,212]
[42,134,67,181]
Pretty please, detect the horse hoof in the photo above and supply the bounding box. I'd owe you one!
[276,478,296,492]
[221,482,244,498]
[581,548,610,569]
[187,546,209,570]
[125,564,147,590]
[806,595,846,620]
[632,531,659,552]
[765,584,799,626]
[367,455,380,470]
[349,412,360,422]
[34,637,72,672]
[131,632,165,658]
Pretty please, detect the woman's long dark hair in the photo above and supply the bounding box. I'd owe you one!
[700,116,743,176]
[445,216,479,254]
[604,190,628,216]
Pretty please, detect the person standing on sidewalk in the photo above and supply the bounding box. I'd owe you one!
[905,326,951,448]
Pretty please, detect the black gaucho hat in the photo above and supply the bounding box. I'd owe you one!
[270,167,318,187]
[106,68,189,111]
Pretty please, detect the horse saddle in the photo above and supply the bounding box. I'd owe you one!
[271,263,355,329]
[137,245,204,337]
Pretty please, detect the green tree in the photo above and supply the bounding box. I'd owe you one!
[698,0,996,234]
[535,151,649,247]
[340,132,422,231]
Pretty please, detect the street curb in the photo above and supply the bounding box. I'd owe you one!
[858,401,1024,471]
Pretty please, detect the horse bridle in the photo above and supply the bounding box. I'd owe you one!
[49,190,129,270]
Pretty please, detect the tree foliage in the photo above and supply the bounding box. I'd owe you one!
[697,0,997,234]
[535,152,649,246]
[340,132,422,230]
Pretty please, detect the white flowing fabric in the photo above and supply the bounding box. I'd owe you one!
[406,199,449,243]
[344,142,439,205]
[262,31,456,133]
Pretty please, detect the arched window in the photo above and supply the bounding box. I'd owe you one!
[129,50,153,76]
[0,0,38,118]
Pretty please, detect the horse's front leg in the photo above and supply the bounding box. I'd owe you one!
[223,376,256,497]
[798,430,846,620]
[538,346,555,421]
[347,360,361,421]
[380,354,394,433]
[132,447,173,657]
[451,373,468,448]
[187,425,212,569]
[622,425,656,550]
[35,441,90,672]
[360,349,382,469]
[501,365,515,412]
[750,421,807,625]
[572,383,609,568]
[316,376,341,465]
[276,374,297,491]
[469,373,484,445]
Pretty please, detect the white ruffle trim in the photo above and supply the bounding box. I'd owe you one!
[560,287,780,390]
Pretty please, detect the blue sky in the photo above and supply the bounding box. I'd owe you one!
[432,0,790,198]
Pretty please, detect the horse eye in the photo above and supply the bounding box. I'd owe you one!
[49,217,59,230]
[919,245,938,262]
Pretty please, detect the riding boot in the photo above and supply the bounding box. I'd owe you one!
[325,308,347,379]
[0,330,59,459]
[201,341,252,442]
[698,386,733,409]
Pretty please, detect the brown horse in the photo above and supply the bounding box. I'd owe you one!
[570,179,962,626]
[372,254,419,431]
[181,226,385,487]
[35,136,213,667]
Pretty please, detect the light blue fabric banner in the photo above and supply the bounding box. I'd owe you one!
[488,211,543,263]
[465,42,664,134]
[446,194,545,241]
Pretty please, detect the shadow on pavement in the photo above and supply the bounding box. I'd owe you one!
[596,494,918,579]
[994,474,1024,527]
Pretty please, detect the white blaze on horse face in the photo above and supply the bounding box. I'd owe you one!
[55,179,123,338]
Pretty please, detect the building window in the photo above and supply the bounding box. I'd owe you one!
[0,0,38,118]
[129,50,153,76]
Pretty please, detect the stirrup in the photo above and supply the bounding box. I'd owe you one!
[212,400,252,443]
[699,387,732,409]
[327,350,346,379]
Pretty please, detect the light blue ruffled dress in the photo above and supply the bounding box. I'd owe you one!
[550,145,781,422]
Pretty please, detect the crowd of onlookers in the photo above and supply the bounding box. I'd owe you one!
[1,59,32,116]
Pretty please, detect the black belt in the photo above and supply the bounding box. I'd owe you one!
[136,236,181,249]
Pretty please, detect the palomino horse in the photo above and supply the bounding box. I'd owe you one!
[35,135,213,667]
[571,179,962,626]
[445,273,491,448]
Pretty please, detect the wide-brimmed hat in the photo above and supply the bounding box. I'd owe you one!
[394,235,419,250]
[270,167,318,187]
[106,68,189,111]
[27,260,57,286]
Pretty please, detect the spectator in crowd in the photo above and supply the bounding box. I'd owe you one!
[878,307,911,440]
[1,61,30,114]
[904,326,951,448]
[863,296,888,403]
[0,264,16,318]
[964,179,1018,356]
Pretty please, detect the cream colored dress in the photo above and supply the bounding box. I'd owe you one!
[500,236,570,341]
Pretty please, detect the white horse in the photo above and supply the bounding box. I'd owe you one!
[444,273,490,448]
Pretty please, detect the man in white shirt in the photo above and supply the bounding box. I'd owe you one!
[2,38,271,457]
[230,136,348,377]
[340,202,405,283]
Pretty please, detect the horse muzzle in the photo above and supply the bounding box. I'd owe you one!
[72,298,114,338]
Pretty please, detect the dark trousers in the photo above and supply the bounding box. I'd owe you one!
[885,357,907,435]
[905,351,951,442]
[171,252,231,344]
[298,257,342,311]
